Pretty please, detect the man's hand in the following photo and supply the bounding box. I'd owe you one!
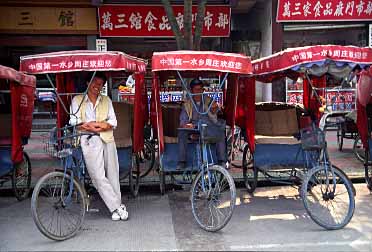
[79,122,112,132]
[91,122,112,132]
[79,122,96,132]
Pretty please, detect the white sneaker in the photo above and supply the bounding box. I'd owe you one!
[111,204,129,221]
[112,208,129,221]
[117,206,129,221]
[120,204,126,212]
[112,210,121,221]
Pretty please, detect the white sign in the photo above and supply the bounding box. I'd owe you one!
[369,24,372,48]
[96,39,108,95]
[96,39,107,52]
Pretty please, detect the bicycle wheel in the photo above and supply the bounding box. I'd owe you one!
[132,140,155,178]
[336,126,343,151]
[31,171,86,241]
[242,145,257,193]
[129,155,140,197]
[226,130,242,169]
[364,149,372,191]
[12,152,32,201]
[353,135,371,164]
[301,165,355,230]
[159,169,165,195]
[191,165,236,232]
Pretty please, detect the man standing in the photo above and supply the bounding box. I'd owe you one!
[177,78,226,170]
[70,72,128,221]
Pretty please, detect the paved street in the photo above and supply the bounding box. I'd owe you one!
[0,184,371,251]
[1,130,371,251]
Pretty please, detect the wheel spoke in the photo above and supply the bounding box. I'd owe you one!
[191,166,235,231]
[302,166,354,230]
[31,172,85,240]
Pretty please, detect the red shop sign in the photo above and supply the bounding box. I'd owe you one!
[98,5,230,37]
[277,0,372,22]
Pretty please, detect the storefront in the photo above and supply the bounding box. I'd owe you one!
[0,1,98,116]
[272,0,372,103]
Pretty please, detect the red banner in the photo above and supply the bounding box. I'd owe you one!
[20,50,147,74]
[98,5,230,37]
[253,45,372,76]
[152,51,252,74]
[277,0,372,22]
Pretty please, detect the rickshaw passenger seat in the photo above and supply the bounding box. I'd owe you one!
[112,102,133,148]
[255,104,300,145]
[161,103,182,143]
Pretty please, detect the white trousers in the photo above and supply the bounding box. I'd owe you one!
[81,135,121,212]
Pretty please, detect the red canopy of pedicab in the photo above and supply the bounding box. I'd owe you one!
[152,50,252,74]
[151,50,252,154]
[252,45,372,80]
[20,50,147,74]
[0,64,36,87]
[19,50,148,153]
[0,65,36,164]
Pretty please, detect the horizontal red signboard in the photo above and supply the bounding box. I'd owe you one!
[277,0,372,22]
[152,51,252,74]
[98,5,230,37]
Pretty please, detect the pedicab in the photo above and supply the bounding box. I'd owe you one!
[151,50,252,231]
[0,65,34,200]
[238,45,365,230]
[355,67,372,191]
[20,50,149,240]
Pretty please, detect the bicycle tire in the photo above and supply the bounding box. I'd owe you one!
[191,165,236,232]
[353,135,372,164]
[132,140,156,178]
[337,127,343,151]
[226,131,242,168]
[242,145,257,193]
[364,149,372,192]
[301,165,355,230]
[159,169,165,195]
[366,166,372,192]
[31,171,86,241]
[129,155,140,197]
[12,152,32,201]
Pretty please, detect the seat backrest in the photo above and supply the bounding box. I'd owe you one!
[255,108,299,136]
[161,103,182,138]
[112,102,133,148]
